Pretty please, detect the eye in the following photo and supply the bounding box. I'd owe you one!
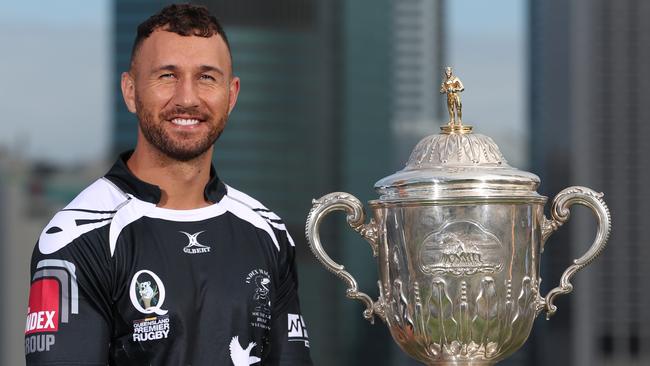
[200,74,216,81]
[160,73,175,79]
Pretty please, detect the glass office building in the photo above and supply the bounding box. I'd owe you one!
[530,1,650,365]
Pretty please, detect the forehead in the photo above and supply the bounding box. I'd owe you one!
[134,29,231,72]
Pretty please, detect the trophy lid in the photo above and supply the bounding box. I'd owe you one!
[373,67,543,203]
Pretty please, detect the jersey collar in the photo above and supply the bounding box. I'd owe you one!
[104,150,227,204]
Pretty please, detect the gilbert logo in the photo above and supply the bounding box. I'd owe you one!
[180,231,211,254]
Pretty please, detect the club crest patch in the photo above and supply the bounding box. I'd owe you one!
[245,268,271,330]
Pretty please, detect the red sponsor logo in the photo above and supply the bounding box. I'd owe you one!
[25,279,60,334]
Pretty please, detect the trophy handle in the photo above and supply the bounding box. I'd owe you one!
[305,192,384,324]
[539,186,611,319]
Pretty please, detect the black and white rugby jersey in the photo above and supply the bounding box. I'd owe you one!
[25,152,312,366]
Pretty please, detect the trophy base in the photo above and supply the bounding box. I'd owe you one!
[440,124,473,134]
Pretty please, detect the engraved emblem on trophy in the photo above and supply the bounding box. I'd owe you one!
[420,220,504,276]
[305,68,611,365]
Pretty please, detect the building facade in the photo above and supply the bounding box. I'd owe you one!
[530,1,650,365]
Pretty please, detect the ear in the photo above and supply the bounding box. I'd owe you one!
[227,76,241,115]
[121,71,137,113]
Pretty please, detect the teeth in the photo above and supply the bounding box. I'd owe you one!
[171,118,199,126]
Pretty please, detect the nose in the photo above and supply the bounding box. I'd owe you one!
[173,77,200,108]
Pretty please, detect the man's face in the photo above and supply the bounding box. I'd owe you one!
[445,68,452,78]
[121,29,240,161]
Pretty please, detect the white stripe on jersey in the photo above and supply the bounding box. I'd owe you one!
[255,210,281,221]
[145,202,227,222]
[109,197,156,256]
[220,196,279,251]
[39,179,127,255]
[225,185,295,247]
[109,194,280,255]
[225,185,267,210]
[267,221,295,247]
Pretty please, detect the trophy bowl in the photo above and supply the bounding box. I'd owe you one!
[305,69,610,365]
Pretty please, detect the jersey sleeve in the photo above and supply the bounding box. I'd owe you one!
[267,227,313,366]
[25,214,114,365]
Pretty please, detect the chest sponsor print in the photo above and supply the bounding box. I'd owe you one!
[129,269,171,342]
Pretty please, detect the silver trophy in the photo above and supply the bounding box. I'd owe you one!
[305,68,610,365]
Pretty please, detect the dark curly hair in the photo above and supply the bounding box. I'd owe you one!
[130,4,230,67]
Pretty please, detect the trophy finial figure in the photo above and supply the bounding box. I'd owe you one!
[440,67,471,134]
[440,66,464,125]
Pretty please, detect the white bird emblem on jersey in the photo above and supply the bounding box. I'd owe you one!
[229,336,260,366]
[179,231,211,254]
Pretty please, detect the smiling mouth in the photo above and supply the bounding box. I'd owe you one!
[170,118,201,126]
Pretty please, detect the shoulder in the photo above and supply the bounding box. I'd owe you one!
[222,185,295,250]
[37,178,130,255]
[224,184,287,228]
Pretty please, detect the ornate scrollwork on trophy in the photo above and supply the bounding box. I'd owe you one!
[406,132,507,168]
[540,186,611,319]
[355,217,379,257]
[389,279,416,344]
[305,192,385,323]
[401,276,542,362]
[419,220,504,276]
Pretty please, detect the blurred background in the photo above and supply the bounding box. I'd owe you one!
[1,0,648,365]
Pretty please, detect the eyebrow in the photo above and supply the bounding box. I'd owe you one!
[198,65,225,76]
[153,64,178,73]
[152,64,225,76]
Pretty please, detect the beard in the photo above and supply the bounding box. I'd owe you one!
[135,96,226,162]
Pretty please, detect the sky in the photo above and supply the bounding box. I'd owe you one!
[447,0,527,168]
[0,0,525,166]
[0,1,111,164]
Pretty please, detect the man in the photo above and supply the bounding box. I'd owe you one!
[439,66,464,126]
[24,4,312,365]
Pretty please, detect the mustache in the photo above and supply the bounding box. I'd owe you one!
[160,106,211,121]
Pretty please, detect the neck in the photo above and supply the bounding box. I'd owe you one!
[127,143,214,209]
